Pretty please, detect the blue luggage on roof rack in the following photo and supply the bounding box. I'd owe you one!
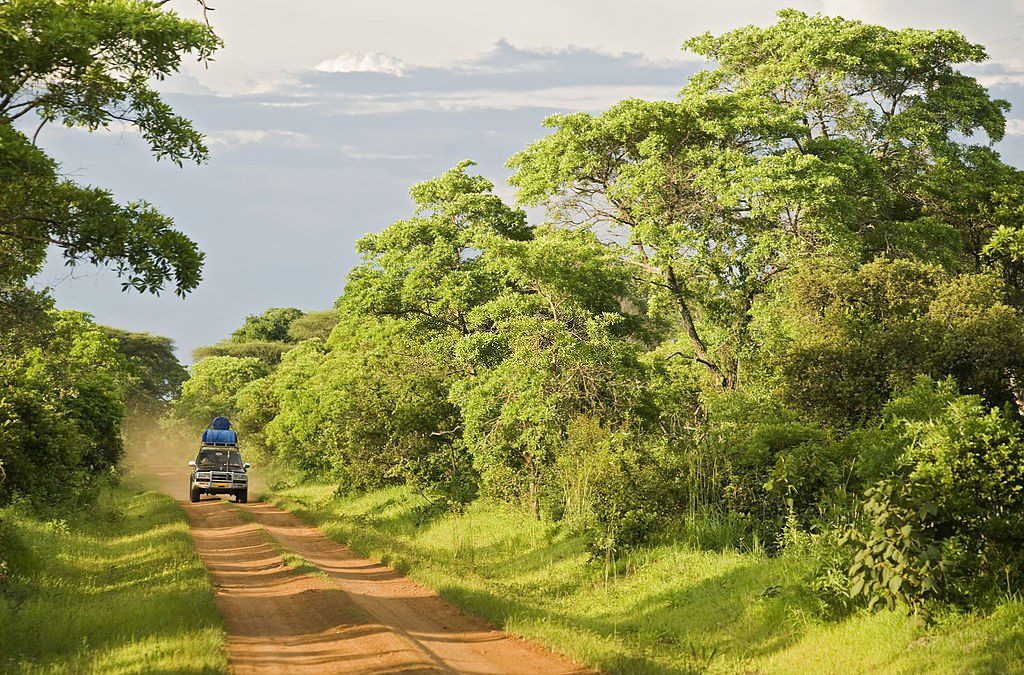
[202,428,238,445]
[202,417,238,445]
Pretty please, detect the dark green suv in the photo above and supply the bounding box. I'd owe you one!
[188,447,250,503]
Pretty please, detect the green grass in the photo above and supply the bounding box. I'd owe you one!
[269,483,1024,674]
[0,483,226,674]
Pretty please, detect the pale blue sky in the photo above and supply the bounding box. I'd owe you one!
[31,1,1024,360]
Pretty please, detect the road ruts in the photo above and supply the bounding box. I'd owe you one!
[179,495,591,674]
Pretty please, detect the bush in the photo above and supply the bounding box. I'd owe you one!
[724,420,830,542]
[837,378,1024,610]
[843,479,946,612]
[553,418,687,556]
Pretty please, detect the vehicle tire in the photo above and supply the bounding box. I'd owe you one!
[189,484,201,503]
[236,489,248,504]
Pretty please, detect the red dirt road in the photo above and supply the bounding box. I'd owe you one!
[180,495,590,674]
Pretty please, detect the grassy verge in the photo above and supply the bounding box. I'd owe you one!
[269,483,1024,674]
[0,482,226,674]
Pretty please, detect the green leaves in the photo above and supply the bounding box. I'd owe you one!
[0,0,221,164]
[172,356,269,433]
[347,162,528,335]
[842,478,947,613]
[683,10,1005,150]
[837,378,1024,610]
[0,0,220,297]
[756,259,1024,425]
[0,310,132,504]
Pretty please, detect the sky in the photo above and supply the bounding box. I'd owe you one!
[31,0,1024,362]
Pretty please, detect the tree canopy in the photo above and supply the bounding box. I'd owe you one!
[0,0,220,300]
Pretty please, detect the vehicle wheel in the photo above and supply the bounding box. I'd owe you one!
[189,485,201,503]
[236,489,248,504]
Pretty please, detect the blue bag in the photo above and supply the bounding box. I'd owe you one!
[202,428,238,445]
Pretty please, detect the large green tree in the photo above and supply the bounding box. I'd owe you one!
[173,356,268,432]
[103,328,187,415]
[0,0,220,300]
[509,10,1023,390]
[193,307,306,364]
[0,311,131,502]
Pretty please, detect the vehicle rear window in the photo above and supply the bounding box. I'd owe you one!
[195,450,243,469]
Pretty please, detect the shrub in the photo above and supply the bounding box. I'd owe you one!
[838,378,1024,610]
[843,479,946,612]
[553,418,687,555]
[724,420,829,541]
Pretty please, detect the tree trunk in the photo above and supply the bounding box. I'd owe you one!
[664,265,732,389]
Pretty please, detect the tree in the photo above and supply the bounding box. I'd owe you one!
[192,308,306,364]
[346,161,530,336]
[452,226,652,514]
[509,99,750,388]
[173,356,268,432]
[287,309,340,342]
[0,311,130,503]
[754,258,1024,425]
[192,339,292,364]
[0,0,221,299]
[103,328,187,414]
[509,10,1020,390]
[231,307,305,343]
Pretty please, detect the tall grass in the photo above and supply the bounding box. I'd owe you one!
[270,482,1024,674]
[0,483,225,674]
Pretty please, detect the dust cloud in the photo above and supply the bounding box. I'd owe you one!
[121,414,269,502]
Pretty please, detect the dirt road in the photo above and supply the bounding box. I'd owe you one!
[173,481,588,673]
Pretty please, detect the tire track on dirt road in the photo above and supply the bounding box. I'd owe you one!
[235,501,590,674]
[180,495,590,674]
[185,499,434,673]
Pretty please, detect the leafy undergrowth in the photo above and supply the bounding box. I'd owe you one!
[0,483,225,674]
[270,483,1024,674]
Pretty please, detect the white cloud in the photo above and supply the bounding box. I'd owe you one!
[260,101,318,109]
[1006,119,1024,136]
[339,145,425,160]
[314,52,410,76]
[205,129,311,148]
[315,84,679,115]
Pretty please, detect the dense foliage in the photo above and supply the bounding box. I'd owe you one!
[183,11,1024,615]
[0,0,217,504]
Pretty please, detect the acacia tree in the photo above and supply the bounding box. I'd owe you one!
[509,10,1021,389]
[104,328,188,415]
[0,0,221,300]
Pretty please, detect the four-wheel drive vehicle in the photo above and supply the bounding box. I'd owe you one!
[189,447,250,503]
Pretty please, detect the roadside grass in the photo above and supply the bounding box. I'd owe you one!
[269,482,1024,674]
[0,483,226,674]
